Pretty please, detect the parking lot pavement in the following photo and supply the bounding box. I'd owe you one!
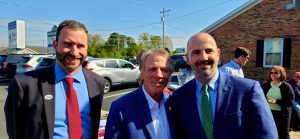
[0,78,9,139]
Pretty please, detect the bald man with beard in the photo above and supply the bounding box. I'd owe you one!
[170,32,278,139]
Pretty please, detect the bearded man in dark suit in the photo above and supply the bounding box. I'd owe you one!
[5,20,105,139]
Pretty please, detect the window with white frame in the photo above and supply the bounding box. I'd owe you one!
[263,38,284,67]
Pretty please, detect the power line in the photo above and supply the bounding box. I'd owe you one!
[92,22,160,31]
[0,0,235,35]
[167,0,233,21]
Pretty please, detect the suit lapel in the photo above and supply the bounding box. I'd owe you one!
[184,79,205,137]
[83,70,102,139]
[214,72,233,132]
[164,98,175,139]
[41,67,55,139]
[134,87,156,139]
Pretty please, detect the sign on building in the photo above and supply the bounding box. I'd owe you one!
[8,20,25,49]
[47,25,57,55]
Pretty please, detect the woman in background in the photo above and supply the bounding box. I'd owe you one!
[261,66,294,139]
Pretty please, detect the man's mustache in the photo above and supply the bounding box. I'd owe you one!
[195,60,213,65]
[64,54,82,59]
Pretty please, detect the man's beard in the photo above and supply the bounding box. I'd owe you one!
[55,50,85,71]
[192,60,217,79]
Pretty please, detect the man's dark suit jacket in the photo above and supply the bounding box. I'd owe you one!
[4,66,105,139]
[171,71,278,139]
[104,87,175,139]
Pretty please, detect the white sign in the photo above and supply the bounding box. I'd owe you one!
[8,21,17,48]
[8,20,25,49]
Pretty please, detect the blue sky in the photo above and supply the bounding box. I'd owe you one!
[0,0,249,49]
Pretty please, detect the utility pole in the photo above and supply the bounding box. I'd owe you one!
[160,8,170,49]
[117,35,119,58]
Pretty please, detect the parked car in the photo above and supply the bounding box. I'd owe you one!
[16,55,51,74]
[170,54,189,72]
[35,56,56,70]
[0,55,8,75]
[167,68,194,91]
[1,54,33,78]
[85,58,140,93]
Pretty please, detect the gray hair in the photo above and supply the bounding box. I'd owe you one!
[139,48,174,83]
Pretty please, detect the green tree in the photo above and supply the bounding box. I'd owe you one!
[138,33,150,46]
[150,35,162,47]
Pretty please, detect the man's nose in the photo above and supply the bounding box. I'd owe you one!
[199,51,208,60]
[156,69,164,78]
[69,45,79,55]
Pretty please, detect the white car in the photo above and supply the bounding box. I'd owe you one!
[16,55,52,74]
[167,68,194,91]
[85,58,140,93]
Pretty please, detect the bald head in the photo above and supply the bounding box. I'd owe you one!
[185,32,220,83]
[187,32,218,50]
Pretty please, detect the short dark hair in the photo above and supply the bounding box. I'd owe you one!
[56,20,88,42]
[234,47,251,58]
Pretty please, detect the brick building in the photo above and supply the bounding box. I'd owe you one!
[202,0,300,82]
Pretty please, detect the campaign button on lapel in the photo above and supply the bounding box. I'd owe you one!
[44,94,53,100]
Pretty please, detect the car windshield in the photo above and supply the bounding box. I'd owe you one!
[6,55,24,63]
[18,57,31,64]
[36,58,56,69]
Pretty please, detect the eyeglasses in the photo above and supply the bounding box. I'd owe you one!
[270,72,280,75]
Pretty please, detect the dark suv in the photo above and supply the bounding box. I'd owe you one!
[170,54,189,71]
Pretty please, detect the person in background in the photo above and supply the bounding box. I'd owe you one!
[288,71,300,130]
[171,32,277,139]
[261,66,294,139]
[105,48,175,139]
[219,47,251,78]
[4,20,105,139]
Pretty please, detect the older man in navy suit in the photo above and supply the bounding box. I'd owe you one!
[105,48,175,139]
[171,32,278,139]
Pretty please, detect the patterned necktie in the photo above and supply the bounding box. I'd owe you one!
[201,84,213,139]
[65,77,83,139]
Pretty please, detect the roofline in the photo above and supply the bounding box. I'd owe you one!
[202,0,263,33]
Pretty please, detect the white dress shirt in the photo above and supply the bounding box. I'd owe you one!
[142,86,171,139]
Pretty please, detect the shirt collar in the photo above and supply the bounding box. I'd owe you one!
[55,63,84,83]
[142,85,169,110]
[196,70,219,91]
[230,60,242,69]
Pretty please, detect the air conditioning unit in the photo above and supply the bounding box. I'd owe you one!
[286,0,300,10]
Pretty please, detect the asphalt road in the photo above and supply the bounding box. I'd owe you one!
[0,78,10,139]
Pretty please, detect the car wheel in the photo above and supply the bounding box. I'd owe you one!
[104,78,111,94]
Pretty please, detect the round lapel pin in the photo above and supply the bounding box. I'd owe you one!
[44,94,53,100]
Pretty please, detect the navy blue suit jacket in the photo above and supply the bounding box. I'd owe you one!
[171,71,278,139]
[104,87,175,139]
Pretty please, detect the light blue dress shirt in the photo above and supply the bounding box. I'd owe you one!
[219,60,244,78]
[142,86,171,139]
[53,64,91,139]
[196,71,219,125]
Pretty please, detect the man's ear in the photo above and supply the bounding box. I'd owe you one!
[53,40,57,49]
[185,54,191,65]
